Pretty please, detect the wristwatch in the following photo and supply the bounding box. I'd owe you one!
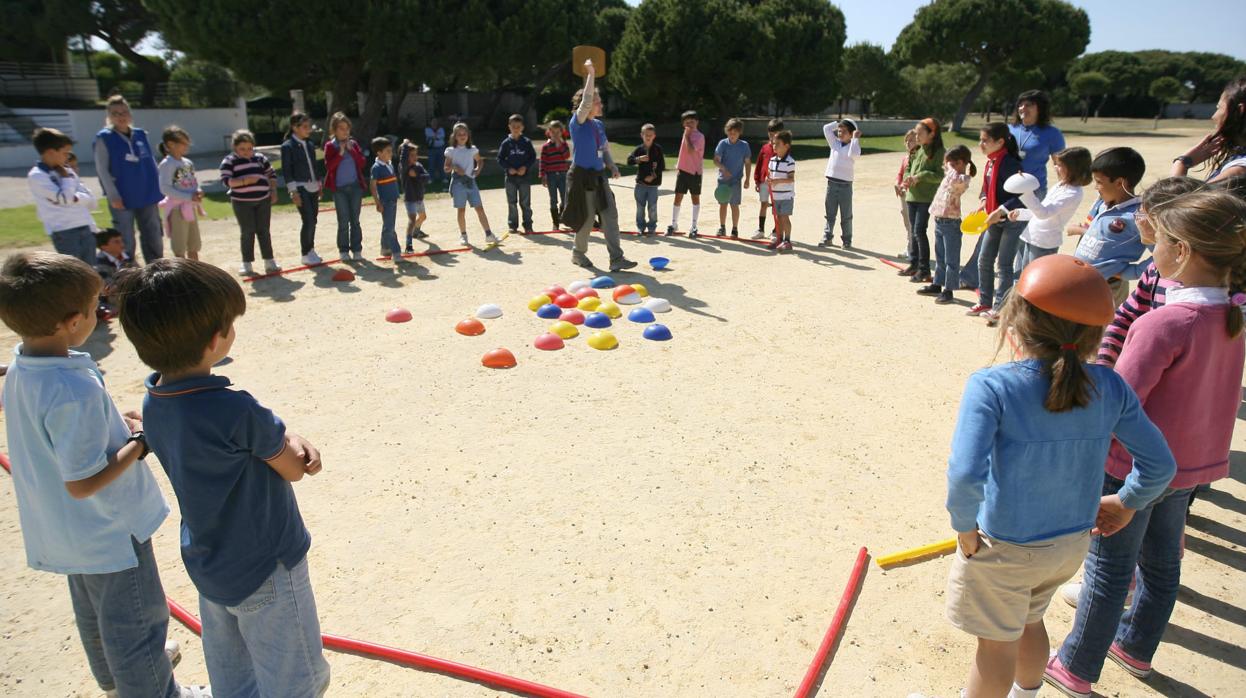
[126,431,150,460]
[1173,155,1194,168]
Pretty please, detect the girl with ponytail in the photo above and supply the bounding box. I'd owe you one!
[941,255,1175,698]
[1049,189,1246,696]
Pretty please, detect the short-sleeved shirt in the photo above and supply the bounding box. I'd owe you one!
[143,373,310,606]
[768,155,796,200]
[569,117,607,171]
[677,130,705,175]
[715,138,750,181]
[444,145,479,180]
[219,152,275,202]
[370,160,399,202]
[1009,123,1065,189]
[3,348,168,575]
[1073,197,1146,280]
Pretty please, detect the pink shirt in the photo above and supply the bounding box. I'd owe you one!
[928,165,971,219]
[677,130,705,175]
[1106,289,1245,489]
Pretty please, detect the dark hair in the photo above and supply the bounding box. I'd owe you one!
[981,122,1020,160]
[1014,90,1052,127]
[919,117,944,153]
[1209,77,1246,176]
[1092,147,1146,189]
[32,127,73,154]
[681,110,698,122]
[158,125,191,158]
[507,113,524,125]
[0,252,100,337]
[115,258,246,375]
[94,228,123,248]
[286,111,311,140]
[570,87,599,111]
[945,145,977,177]
[774,130,792,146]
[231,129,256,147]
[1053,146,1092,186]
[370,136,391,154]
[66,151,78,163]
[838,119,857,135]
[997,294,1103,412]
[767,118,785,132]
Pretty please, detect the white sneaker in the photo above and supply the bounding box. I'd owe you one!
[751,229,766,239]
[460,232,470,246]
[238,261,254,275]
[485,231,499,244]
[301,250,322,265]
[179,686,213,698]
[166,638,181,668]
[263,259,281,273]
[351,251,365,261]
[1060,580,1135,609]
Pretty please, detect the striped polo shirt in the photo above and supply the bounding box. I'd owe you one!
[219,153,275,202]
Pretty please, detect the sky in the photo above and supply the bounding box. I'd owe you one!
[624,0,1245,60]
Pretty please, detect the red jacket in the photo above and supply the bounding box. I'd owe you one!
[754,142,775,185]
[323,138,366,192]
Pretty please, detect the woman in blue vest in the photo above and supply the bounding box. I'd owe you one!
[93,95,164,264]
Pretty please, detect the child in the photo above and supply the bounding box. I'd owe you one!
[1047,189,1246,697]
[766,130,796,251]
[157,126,204,261]
[28,128,98,266]
[752,118,783,239]
[1171,77,1246,183]
[114,258,331,697]
[820,118,860,247]
[220,130,279,276]
[444,122,496,246]
[918,145,976,304]
[281,112,324,265]
[539,121,571,229]
[1009,147,1091,274]
[627,123,665,235]
[714,118,752,237]
[498,114,537,235]
[95,228,129,314]
[667,110,705,237]
[399,140,430,251]
[369,137,403,262]
[967,123,1025,322]
[894,129,918,257]
[1069,147,1147,308]
[323,112,367,261]
[0,252,209,698]
[900,118,945,281]
[941,254,1175,698]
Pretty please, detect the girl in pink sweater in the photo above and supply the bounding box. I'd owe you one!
[1048,188,1246,697]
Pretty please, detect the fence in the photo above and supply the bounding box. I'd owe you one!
[0,61,98,102]
[112,80,241,109]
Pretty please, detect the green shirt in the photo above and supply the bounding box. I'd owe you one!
[905,145,945,203]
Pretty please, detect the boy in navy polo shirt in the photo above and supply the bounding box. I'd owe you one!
[498,114,537,234]
[1069,147,1147,307]
[115,258,330,697]
[369,137,403,262]
[0,252,208,698]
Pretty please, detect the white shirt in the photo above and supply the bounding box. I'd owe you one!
[822,124,860,181]
[445,145,479,180]
[1017,183,1084,250]
[769,155,797,200]
[27,164,96,234]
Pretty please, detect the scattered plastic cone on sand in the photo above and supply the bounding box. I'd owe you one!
[476,303,503,319]
[643,324,672,341]
[534,333,565,350]
[549,321,579,339]
[554,293,579,309]
[456,318,486,336]
[584,312,612,329]
[481,348,517,368]
[528,294,552,311]
[577,296,602,311]
[332,269,356,282]
[559,309,586,325]
[590,276,615,289]
[537,303,563,319]
[586,331,618,350]
[642,297,671,313]
[386,308,413,323]
[597,301,622,318]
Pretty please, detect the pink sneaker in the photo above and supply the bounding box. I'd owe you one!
[1043,654,1091,698]
[1107,642,1153,678]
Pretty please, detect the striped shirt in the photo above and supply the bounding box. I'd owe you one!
[1097,262,1175,367]
[768,155,796,200]
[219,153,275,202]
[539,140,571,176]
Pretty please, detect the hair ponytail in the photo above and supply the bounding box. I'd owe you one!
[995,294,1102,412]
[1227,245,1246,338]
[945,145,977,177]
[1004,133,1020,160]
[981,122,1019,160]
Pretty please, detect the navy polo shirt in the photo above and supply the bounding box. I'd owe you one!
[143,373,310,606]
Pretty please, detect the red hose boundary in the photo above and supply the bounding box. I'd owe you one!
[241,246,472,283]
[793,546,870,698]
[877,257,907,271]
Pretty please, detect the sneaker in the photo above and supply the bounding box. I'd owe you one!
[524,226,535,235]
[1043,654,1091,698]
[665,225,676,237]
[610,258,639,272]
[842,241,852,249]
[935,290,955,305]
[817,238,830,247]
[572,252,594,268]
[689,227,700,239]
[898,251,911,261]
[1060,581,1135,609]
[485,231,500,244]
[716,225,726,236]
[414,229,429,239]
[405,244,415,253]
[301,250,322,265]
[238,262,255,276]
[730,228,739,238]
[966,304,990,316]
[983,309,1000,327]
[166,639,181,668]
[751,229,766,240]
[909,272,933,283]
[897,266,918,277]
[767,238,781,250]
[916,283,942,296]
[507,228,518,236]
[778,240,793,251]
[460,232,470,246]
[263,259,281,273]
[1107,642,1153,678]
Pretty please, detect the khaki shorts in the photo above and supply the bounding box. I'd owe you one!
[1108,276,1130,310]
[168,213,202,256]
[946,529,1089,641]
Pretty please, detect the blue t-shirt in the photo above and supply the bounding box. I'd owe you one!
[714,138,750,181]
[370,160,399,202]
[143,373,310,606]
[334,142,358,188]
[1073,197,1147,280]
[569,117,607,171]
[1009,123,1065,189]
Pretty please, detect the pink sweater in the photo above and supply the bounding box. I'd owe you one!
[1106,291,1245,489]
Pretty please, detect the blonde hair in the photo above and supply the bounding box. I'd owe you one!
[328,111,352,135]
[104,95,131,127]
[1150,188,1246,337]
[996,295,1103,412]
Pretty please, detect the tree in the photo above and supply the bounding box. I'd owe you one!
[837,43,897,118]
[880,63,979,121]
[749,0,845,114]
[1066,51,1146,117]
[892,0,1088,131]
[1148,76,1184,127]
[43,0,170,106]
[1069,71,1111,122]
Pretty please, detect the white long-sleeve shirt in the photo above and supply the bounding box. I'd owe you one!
[1016,182,1084,249]
[823,123,861,181]
[28,164,97,234]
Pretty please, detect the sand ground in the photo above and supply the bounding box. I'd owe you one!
[1,125,1243,698]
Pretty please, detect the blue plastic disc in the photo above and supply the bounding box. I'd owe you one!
[536,303,562,319]
[628,307,656,323]
[642,323,672,341]
[590,275,616,289]
[584,312,612,328]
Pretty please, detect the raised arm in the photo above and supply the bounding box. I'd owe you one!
[575,61,595,125]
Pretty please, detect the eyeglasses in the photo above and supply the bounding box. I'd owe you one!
[1135,211,1149,224]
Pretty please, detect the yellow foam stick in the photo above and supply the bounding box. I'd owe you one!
[876,537,958,568]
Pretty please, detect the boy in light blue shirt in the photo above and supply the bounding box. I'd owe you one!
[0,252,207,698]
[1071,147,1147,307]
[713,117,752,237]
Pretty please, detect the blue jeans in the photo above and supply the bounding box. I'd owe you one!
[961,186,1046,288]
[427,148,445,184]
[379,199,400,256]
[1014,239,1056,276]
[634,184,659,233]
[1057,478,1193,682]
[332,182,363,254]
[906,201,932,273]
[932,218,962,289]
[505,175,533,230]
[110,203,164,264]
[295,187,320,255]
[977,219,1027,309]
[51,225,97,266]
[199,557,330,698]
[823,179,853,244]
[67,536,180,697]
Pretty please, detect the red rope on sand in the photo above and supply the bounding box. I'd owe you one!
[878,257,907,271]
[793,547,870,698]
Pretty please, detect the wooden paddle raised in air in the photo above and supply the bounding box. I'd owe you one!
[572,46,606,77]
